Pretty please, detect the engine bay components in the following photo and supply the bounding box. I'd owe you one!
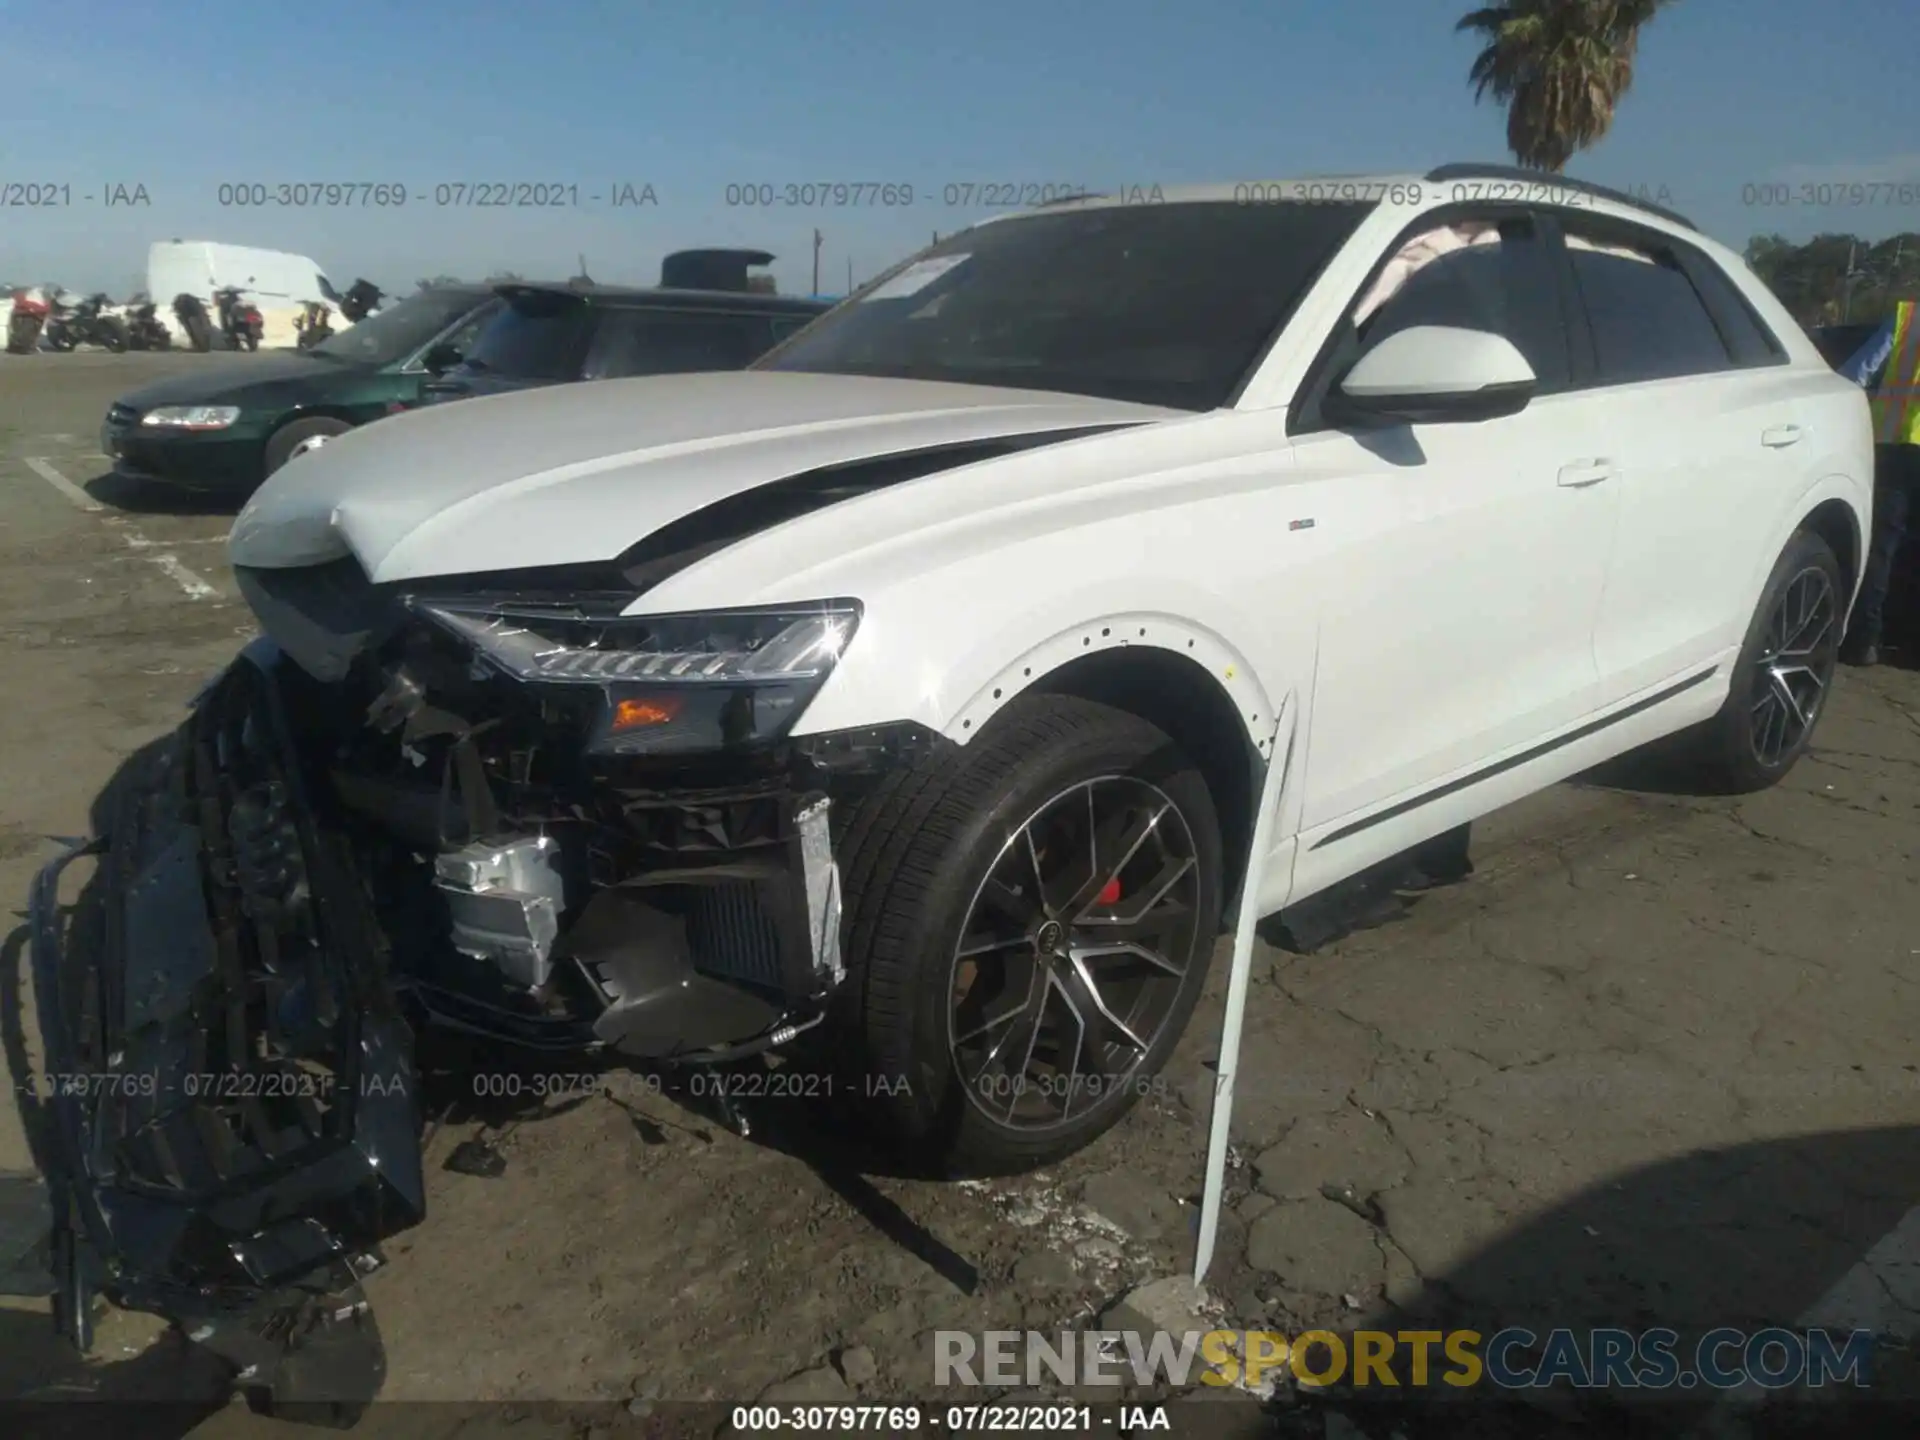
[433,834,567,989]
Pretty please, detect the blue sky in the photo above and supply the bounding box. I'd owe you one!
[2,0,1916,295]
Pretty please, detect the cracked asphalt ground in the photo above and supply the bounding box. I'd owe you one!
[0,354,1916,1438]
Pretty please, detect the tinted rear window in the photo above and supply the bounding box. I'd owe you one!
[1563,235,1734,384]
[1679,250,1787,367]
[462,292,592,380]
[584,309,784,378]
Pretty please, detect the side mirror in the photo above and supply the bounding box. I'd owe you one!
[1325,325,1536,427]
[421,342,463,375]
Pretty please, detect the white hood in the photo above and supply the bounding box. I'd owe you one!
[228,371,1175,583]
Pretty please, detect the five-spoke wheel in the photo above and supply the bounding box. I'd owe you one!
[948,775,1203,1134]
[1695,527,1844,792]
[837,695,1222,1173]
[1748,563,1838,767]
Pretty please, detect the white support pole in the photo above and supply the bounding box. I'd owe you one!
[1192,701,1294,1286]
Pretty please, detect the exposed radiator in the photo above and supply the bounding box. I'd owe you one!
[685,881,785,991]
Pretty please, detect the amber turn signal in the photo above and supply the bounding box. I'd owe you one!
[610,695,684,731]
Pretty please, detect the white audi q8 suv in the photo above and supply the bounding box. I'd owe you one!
[31,164,1871,1380]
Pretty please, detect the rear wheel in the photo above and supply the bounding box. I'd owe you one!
[835,695,1223,1174]
[1689,529,1843,792]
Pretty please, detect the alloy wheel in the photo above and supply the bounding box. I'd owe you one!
[289,435,331,459]
[946,775,1201,1132]
[1749,565,1838,766]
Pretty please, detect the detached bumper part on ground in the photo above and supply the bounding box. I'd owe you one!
[26,619,880,1405]
[27,656,420,1414]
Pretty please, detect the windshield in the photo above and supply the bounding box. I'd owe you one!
[755,200,1372,410]
[459,291,592,380]
[309,289,484,365]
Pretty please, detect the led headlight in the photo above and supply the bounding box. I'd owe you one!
[411,599,860,755]
[140,405,241,431]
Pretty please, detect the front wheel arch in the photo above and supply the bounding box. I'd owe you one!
[941,624,1287,932]
[1024,647,1268,933]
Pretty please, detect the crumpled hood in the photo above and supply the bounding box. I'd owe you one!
[229,371,1178,583]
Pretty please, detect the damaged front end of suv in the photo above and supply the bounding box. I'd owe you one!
[28,546,934,1413]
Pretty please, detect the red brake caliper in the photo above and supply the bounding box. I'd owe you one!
[1096,877,1123,905]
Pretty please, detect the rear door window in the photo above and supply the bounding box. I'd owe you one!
[462,292,593,380]
[1561,231,1734,384]
[1677,252,1787,368]
[582,310,782,379]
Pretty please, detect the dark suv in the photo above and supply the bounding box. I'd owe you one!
[421,281,828,406]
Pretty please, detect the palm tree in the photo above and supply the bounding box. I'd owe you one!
[1457,0,1677,172]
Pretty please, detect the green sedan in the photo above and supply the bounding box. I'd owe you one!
[99,285,501,495]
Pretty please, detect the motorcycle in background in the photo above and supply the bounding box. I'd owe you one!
[44,292,128,352]
[293,300,334,349]
[319,274,384,324]
[173,293,213,352]
[6,288,52,353]
[127,298,173,350]
[214,287,264,351]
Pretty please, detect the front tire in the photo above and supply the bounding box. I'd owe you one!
[264,416,351,475]
[1690,528,1844,792]
[835,695,1223,1174]
[97,318,127,353]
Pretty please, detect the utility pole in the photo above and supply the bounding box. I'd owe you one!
[811,229,822,296]
[1842,239,1858,323]
[846,257,852,293]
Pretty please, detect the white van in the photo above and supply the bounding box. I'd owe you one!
[147,242,333,346]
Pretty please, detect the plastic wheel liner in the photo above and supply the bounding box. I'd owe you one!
[27,639,421,1417]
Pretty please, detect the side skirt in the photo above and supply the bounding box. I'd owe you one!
[1284,660,1728,923]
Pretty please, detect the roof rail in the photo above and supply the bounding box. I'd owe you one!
[1423,162,1697,231]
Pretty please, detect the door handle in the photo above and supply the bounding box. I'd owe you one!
[1761,424,1804,448]
[1556,460,1615,488]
